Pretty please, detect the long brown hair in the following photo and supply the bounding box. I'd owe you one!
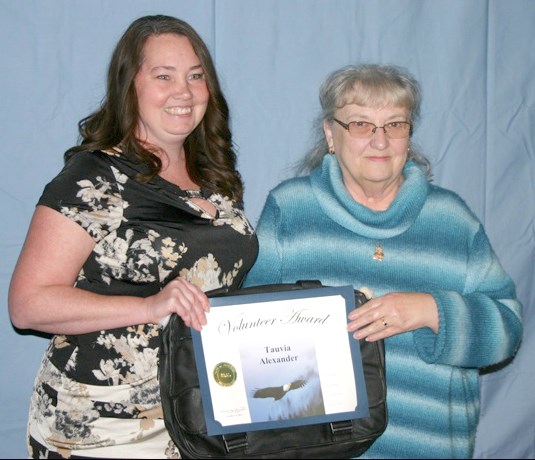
[66,15,243,202]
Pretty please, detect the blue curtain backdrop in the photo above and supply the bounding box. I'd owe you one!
[1,1,533,458]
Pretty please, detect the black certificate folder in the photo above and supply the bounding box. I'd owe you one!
[191,285,370,436]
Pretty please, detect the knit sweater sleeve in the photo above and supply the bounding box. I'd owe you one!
[413,225,523,368]
[242,193,283,286]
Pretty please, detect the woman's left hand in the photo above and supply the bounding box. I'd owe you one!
[347,292,439,341]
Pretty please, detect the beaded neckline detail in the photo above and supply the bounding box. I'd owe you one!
[184,189,204,199]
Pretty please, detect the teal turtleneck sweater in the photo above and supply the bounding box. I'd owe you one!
[244,155,522,459]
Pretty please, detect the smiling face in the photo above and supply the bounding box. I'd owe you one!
[134,33,209,153]
[324,103,411,208]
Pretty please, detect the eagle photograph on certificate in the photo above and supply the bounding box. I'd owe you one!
[243,339,326,422]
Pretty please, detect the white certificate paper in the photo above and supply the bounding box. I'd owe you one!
[191,285,370,435]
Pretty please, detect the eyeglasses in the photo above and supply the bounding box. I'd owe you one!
[332,118,411,139]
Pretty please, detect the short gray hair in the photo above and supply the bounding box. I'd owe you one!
[295,64,431,176]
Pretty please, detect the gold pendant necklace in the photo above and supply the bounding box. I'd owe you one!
[373,242,384,261]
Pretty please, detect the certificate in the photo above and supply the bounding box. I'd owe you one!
[191,285,370,435]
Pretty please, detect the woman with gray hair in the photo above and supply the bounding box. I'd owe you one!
[299,64,430,176]
[244,63,522,458]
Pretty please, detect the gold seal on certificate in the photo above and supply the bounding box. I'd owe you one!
[213,362,237,387]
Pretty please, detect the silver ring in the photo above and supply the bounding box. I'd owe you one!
[382,318,388,328]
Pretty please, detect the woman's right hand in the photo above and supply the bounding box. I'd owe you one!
[145,278,210,331]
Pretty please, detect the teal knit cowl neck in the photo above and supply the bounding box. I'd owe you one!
[310,154,429,240]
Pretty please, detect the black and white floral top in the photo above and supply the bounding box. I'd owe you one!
[27,149,258,458]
